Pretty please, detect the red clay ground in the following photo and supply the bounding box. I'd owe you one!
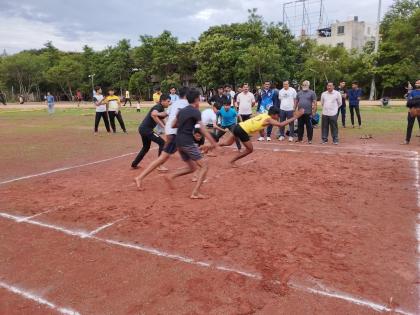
[0,107,419,315]
[0,143,418,315]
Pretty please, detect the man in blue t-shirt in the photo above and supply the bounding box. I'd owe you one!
[257,81,277,141]
[347,81,362,128]
[403,79,420,144]
[46,92,55,114]
[213,99,241,150]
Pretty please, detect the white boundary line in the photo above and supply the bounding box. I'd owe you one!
[412,152,420,314]
[0,212,415,315]
[0,152,137,186]
[85,217,127,238]
[256,141,418,155]
[0,280,81,315]
[254,146,416,161]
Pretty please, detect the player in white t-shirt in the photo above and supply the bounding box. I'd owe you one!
[93,86,110,135]
[134,87,190,190]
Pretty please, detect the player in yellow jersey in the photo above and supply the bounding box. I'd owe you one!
[218,107,304,167]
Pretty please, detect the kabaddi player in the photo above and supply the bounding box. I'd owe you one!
[131,94,171,169]
[134,87,189,190]
[218,107,304,167]
[165,89,219,199]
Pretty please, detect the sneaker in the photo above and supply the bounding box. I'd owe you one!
[266,137,271,141]
[288,137,294,142]
[333,142,339,145]
[278,136,285,141]
[257,137,264,142]
[401,141,409,145]
[321,141,328,145]
[308,141,312,144]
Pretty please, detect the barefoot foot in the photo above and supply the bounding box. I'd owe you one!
[190,193,208,199]
[134,178,145,191]
[164,175,175,190]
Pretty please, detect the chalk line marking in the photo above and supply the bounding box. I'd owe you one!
[256,141,418,156]
[18,209,55,222]
[0,280,81,315]
[412,152,420,314]
[254,146,416,161]
[0,212,414,315]
[85,217,127,238]
[0,151,137,186]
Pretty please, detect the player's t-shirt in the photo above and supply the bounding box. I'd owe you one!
[176,105,202,147]
[239,113,270,134]
[94,94,106,112]
[105,95,120,111]
[140,104,164,133]
[46,95,54,104]
[165,99,189,135]
[153,92,161,104]
[218,107,238,127]
[201,108,217,126]
[125,91,130,99]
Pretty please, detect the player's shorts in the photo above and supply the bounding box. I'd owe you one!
[233,125,250,142]
[178,144,202,162]
[163,134,177,154]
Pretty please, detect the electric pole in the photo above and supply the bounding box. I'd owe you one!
[369,0,382,101]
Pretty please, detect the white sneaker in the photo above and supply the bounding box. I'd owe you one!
[266,137,271,141]
[288,137,294,142]
[278,136,285,141]
[257,137,264,141]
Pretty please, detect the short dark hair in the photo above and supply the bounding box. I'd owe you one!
[268,106,280,116]
[339,80,346,83]
[242,83,249,88]
[352,81,359,85]
[187,89,201,104]
[94,86,101,92]
[108,88,114,92]
[155,86,161,91]
[217,85,224,90]
[160,93,171,102]
[179,87,189,98]
[264,80,271,84]
[223,98,231,106]
[224,84,231,89]
[327,81,335,85]
[170,86,177,90]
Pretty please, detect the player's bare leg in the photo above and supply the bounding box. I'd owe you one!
[134,153,170,191]
[190,159,208,199]
[229,140,253,167]
[165,160,196,190]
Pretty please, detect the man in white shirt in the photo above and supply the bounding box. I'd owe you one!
[321,82,342,145]
[236,83,256,122]
[134,87,190,190]
[278,80,297,142]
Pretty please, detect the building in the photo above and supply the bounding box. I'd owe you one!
[316,16,376,51]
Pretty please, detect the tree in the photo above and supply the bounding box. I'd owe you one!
[45,54,83,100]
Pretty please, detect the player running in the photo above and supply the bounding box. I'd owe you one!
[134,87,189,190]
[165,89,219,199]
[131,94,171,169]
[218,107,304,167]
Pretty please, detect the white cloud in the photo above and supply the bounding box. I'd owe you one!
[0,17,121,54]
[193,8,219,21]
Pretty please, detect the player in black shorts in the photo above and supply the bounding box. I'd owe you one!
[165,89,219,199]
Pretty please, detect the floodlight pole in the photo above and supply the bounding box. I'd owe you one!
[369,0,382,101]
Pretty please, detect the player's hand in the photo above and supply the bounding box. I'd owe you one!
[224,128,230,133]
[294,108,304,118]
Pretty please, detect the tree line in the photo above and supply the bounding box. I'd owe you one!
[0,0,418,102]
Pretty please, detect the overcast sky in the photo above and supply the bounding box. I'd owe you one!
[0,0,393,54]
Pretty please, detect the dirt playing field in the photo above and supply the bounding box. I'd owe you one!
[0,106,419,314]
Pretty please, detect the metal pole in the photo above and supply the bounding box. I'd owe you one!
[369,0,382,101]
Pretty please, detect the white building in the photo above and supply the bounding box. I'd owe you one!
[316,16,376,51]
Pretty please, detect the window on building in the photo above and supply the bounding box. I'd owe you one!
[337,26,345,35]
[337,43,344,47]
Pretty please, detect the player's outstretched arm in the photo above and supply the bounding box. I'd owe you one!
[151,110,165,128]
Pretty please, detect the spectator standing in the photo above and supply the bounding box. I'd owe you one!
[336,81,347,127]
[236,83,255,122]
[46,92,55,114]
[278,80,297,142]
[348,81,362,128]
[296,80,317,144]
[169,87,179,103]
[321,82,342,144]
[402,79,420,145]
